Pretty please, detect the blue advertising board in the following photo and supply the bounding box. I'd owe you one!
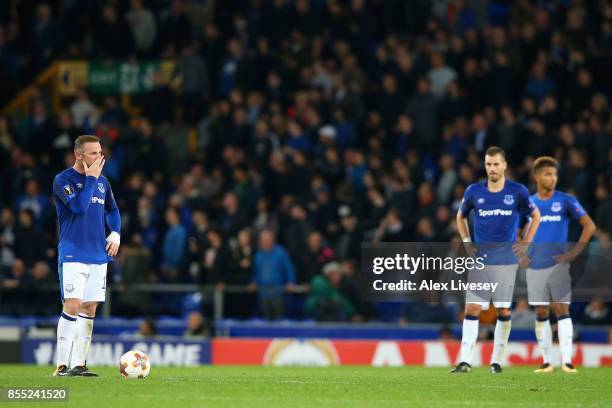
[22,335,211,366]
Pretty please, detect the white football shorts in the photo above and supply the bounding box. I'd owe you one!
[526,262,571,305]
[466,264,518,310]
[59,262,107,303]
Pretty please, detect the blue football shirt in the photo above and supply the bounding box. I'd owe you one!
[460,180,536,264]
[529,191,587,269]
[53,168,119,265]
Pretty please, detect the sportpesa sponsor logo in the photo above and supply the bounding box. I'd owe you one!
[92,197,105,205]
[477,209,512,217]
[540,215,562,222]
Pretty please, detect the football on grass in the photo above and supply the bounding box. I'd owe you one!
[119,350,151,379]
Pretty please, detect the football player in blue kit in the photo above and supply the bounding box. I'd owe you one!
[452,146,541,374]
[52,135,121,377]
[523,156,596,373]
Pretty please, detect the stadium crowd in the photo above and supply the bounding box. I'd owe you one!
[1,0,612,325]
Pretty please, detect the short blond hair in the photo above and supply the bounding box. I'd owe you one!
[74,135,100,154]
[532,156,558,174]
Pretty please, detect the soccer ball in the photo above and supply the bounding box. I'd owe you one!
[119,350,151,379]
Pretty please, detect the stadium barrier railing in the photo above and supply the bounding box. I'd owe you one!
[0,283,309,320]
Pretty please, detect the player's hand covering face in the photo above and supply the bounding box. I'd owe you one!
[83,155,105,179]
[78,141,103,167]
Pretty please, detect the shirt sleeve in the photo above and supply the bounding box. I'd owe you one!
[565,194,588,221]
[104,180,118,211]
[459,185,474,217]
[53,174,97,215]
[53,175,76,205]
[517,185,536,216]
[105,182,121,234]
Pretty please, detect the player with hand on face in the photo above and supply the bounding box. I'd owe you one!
[452,146,541,374]
[523,157,596,374]
[52,135,121,377]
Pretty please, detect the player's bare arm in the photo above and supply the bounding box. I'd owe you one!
[513,206,541,263]
[521,206,541,243]
[456,210,476,257]
[554,214,597,263]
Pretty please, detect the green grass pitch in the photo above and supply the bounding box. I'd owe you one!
[1,365,612,407]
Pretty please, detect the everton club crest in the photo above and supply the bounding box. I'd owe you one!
[503,194,514,205]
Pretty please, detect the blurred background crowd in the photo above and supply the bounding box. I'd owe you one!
[1,0,612,328]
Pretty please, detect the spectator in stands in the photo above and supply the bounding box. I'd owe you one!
[93,3,133,59]
[428,52,458,98]
[118,234,152,316]
[283,203,312,264]
[31,4,63,71]
[142,71,174,125]
[174,43,210,124]
[187,210,209,275]
[158,0,193,55]
[70,89,99,132]
[300,230,334,285]
[50,110,78,172]
[414,217,436,242]
[161,207,187,282]
[436,154,457,205]
[201,228,229,286]
[365,188,389,231]
[218,38,246,98]
[0,208,16,270]
[1,258,29,289]
[252,198,277,235]
[471,112,498,154]
[334,205,361,262]
[304,261,355,322]
[23,100,55,158]
[250,229,295,320]
[339,259,370,321]
[13,209,45,267]
[581,300,611,325]
[229,228,254,286]
[377,74,403,131]
[224,228,256,319]
[524,62,557,103]
[136,317,158,337]
[219,192,247,238]
[14,179,50,225]
[184,311,208,338]
[405,77,439,153]
[1,259,29,316]
[29,261,55,316]
[595,184,612,244]
[99,95,129,127]
[310,183,338,236]
[373,208,410,243]
[126,0,157,57]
